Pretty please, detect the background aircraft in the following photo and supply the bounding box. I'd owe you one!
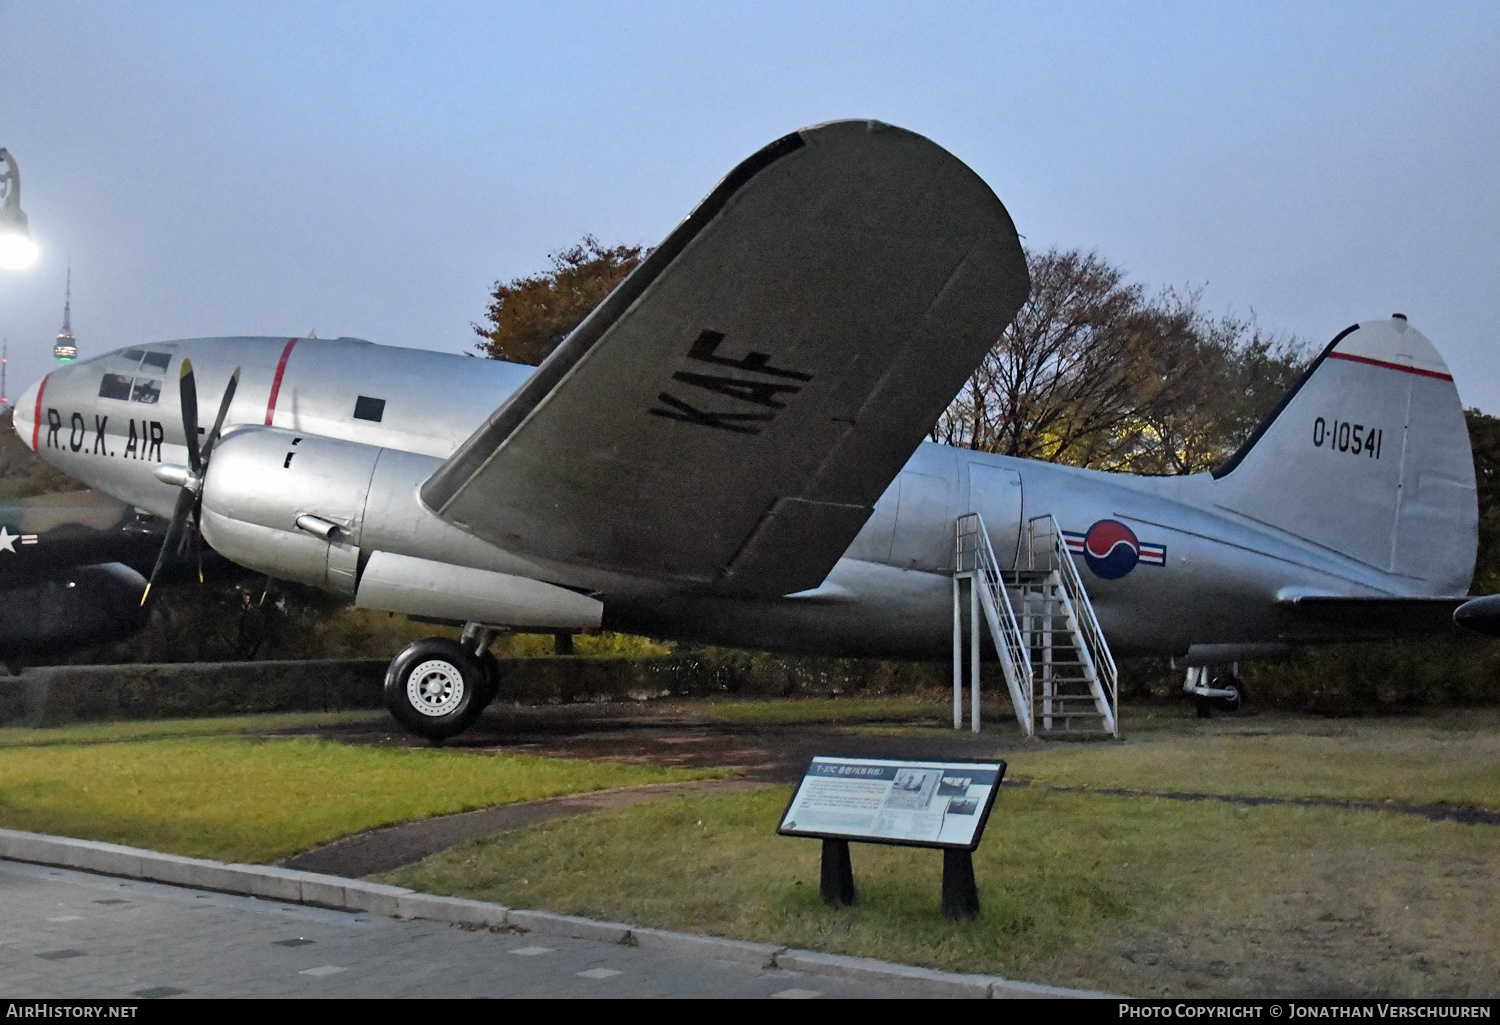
[0,490,164,664]
[11,121,1480,738]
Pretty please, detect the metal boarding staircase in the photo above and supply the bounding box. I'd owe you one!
[953,513,1119,738]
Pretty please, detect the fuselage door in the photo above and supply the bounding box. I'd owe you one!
[966,462,1024,569]
[890,471,954,572]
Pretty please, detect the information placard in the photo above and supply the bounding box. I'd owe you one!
[776,757,1006,851]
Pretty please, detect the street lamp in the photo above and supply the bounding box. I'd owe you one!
[0,148,39,271]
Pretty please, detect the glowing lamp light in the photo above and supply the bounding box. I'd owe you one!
[0,148,39,271]
[0,228,38,271]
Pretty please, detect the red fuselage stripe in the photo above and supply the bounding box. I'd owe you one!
[1329,350,1453,381]
[265,338,299,425]
[31,373,49,451]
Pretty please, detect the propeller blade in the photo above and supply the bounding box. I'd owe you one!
[140,486,198,606]
[179,358,201,475]
[200,367,241,465]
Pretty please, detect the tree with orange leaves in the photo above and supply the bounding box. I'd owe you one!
[473,236,647,366]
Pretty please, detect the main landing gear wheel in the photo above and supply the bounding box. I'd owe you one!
[475,649,501,710]
[384,638,486,743]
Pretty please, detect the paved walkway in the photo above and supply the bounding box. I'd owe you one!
[0,860,910,999]
[284,778,767,877]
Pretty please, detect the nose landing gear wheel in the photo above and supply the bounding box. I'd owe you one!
[384,637,486,742]
[1212,676,1247,714]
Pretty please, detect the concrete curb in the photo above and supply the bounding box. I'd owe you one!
[0,828,1110,999]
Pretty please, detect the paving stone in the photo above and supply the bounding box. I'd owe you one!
[298,964,346,977]
[0,857,1046,999]
[131,986,187,998]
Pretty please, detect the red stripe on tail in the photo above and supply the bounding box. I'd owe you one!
[1329,351,1453,381]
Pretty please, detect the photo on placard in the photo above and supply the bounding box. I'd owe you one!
[946,797,979,815]
[937,774,972,796]
[885,768,940,809]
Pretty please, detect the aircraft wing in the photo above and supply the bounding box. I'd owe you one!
[1276,594,1469,639]
[420,121,1028,596]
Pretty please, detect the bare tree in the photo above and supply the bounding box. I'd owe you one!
[933,247,1306,475]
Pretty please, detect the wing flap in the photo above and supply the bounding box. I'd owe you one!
[1277,595,1467,639]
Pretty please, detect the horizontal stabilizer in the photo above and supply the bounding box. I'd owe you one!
[421,120,1028,595]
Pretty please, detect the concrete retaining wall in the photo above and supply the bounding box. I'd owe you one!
[0,658,390,727]
[0,652,951,728]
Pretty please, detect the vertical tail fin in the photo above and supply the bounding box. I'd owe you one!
[1211,317,1476,594]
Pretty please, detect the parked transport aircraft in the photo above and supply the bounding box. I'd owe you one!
[0,491,164,662]
[13,121,1479,738]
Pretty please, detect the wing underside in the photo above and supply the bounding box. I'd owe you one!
[421,120,1029,596]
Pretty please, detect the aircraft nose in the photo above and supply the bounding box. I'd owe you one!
[13,375,44,451]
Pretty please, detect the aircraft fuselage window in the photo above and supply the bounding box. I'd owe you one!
[130,378,162,404]
[98,374,134,401]
[99,374,163,404]
[141,352,172,373]
[353,396,386,423]
[121,349,146,364]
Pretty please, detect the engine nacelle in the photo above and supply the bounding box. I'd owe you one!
[198,427,602,630]
[201,427,378,593]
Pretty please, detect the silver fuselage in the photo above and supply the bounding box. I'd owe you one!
[18,336,1454,660]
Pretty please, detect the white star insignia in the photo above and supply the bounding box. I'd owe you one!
[0,526,16,554]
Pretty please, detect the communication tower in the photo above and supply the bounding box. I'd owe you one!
[54,266,77,362]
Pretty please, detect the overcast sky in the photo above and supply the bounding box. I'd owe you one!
[1,1,1496,412]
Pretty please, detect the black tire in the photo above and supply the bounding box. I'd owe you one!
[384,638,486,742]
[1212,676,1246,714]
[1195,696,1214,719]
[475,650,500,710]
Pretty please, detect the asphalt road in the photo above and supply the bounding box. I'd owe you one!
[0,860,913,999]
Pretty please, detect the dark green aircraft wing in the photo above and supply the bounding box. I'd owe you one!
[1277,595,1468,639]
[420,120,1028,596]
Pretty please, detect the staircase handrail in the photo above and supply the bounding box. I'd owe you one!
[956,512,1032,726]
[1026,514,1119,736]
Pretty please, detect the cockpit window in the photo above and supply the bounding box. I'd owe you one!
[141,351,172,372]
[99,372,161,404]
[121,349,145,364]
[98,374,134,401]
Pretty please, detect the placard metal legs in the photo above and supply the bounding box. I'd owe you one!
[941,849,980,920]
[819,840,978,918]
[820,839,855,906]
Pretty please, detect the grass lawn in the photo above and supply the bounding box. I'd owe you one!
[382,784,1500,998]
[1013,709,1500,809]
[0,734,722,863]
[0,710,388,749]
